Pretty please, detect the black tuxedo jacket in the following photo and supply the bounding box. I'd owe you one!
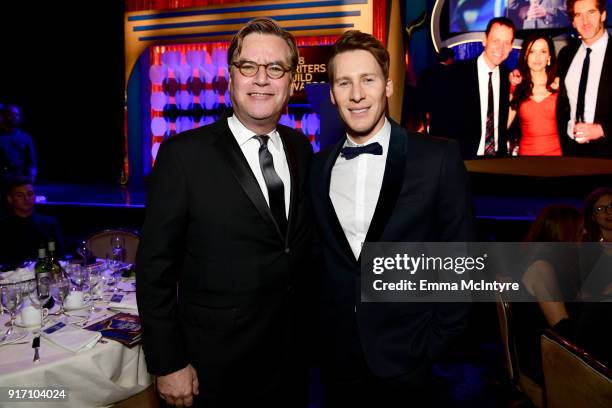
[430,58,510,159]
[136,114,313,396]
[556,37,612,158]
[310,120,474,381]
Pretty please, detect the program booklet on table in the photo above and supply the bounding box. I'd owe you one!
[84,312,142,347]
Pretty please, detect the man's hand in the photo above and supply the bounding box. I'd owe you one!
[156,364,199,407]
[527,4,546,20]
[574,123,605,144]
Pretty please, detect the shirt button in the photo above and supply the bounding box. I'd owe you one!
[284,248,290,254]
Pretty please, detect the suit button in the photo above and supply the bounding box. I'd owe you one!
[354,306,357,313]
[284,248,290,254]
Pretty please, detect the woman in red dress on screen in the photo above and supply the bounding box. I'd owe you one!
[508,34,562,156]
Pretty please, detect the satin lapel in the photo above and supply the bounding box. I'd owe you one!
[324,140,356,264]
[362,122,407,251]
[278,127,297,244]
[212,119,284,241]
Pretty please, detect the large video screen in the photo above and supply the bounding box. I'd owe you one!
[449,0,612,33]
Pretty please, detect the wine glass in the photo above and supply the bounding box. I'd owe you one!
[77,240,92,265]
[1,285,23,343]
[108,235,126,291]
[65,264,84,291]
[50,277,70,316]
[85,266,103,313]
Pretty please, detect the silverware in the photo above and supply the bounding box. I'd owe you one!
[32,335,40,363]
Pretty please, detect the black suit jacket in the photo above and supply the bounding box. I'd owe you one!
[430,58,510,159]
[136,114,313,395]
[556,37,612,158]
[310,120,474,381]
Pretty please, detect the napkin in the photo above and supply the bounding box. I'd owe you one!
[0,265,35,284]
[108,292,138,312]
[41,321,102,353]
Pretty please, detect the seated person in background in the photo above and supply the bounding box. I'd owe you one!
[508,34,563,156]
[418,47,454,134]
[574,187,612,366]
[508,0,569,29]
[513,204,582,384]
[0,177,63,269]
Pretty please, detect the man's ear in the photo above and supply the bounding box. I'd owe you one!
[386,78,394,98]
[7,195,13,205]
[330,88,337,106]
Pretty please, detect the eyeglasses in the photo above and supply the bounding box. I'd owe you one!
[593,204,612,214]
[231,60,291,79]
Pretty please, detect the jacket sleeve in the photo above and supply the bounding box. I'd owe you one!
[136,139,190,376]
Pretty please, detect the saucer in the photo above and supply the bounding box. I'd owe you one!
[0,330,27,346]
[15,316,42,328]
[64,300,91,311]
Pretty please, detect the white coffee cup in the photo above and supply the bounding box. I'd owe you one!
[21,306,49,326]
[64,291,90,310]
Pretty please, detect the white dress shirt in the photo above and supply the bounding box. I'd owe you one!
[564,30,609,139]
[476,54,500,156]
[227,115,291,217]
[330,118,391,260]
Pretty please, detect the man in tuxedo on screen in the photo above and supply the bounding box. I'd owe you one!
[556,0,611,157]
[310,31,474,407]
[136,18,313,407]
[430,17,515,159]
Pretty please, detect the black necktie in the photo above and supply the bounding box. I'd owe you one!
[484,71,495,156]
[576,47,592,123]
[254,135,287,236]
[340,142,383,160]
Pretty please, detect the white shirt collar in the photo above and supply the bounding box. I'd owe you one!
[344,118,391,148]
[227,115,281,148]
[582,29,609,53]
[477,53,500,75]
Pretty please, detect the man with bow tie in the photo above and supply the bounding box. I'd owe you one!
[310,30,474,407]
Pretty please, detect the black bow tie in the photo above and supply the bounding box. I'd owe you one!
[340,142,383,160]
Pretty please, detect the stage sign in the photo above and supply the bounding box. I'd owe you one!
[292,45,332,103]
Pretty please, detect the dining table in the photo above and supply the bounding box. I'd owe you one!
[0,269,152,408]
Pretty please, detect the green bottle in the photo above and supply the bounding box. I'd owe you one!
[47,241,65,282]
[35,248,51,300]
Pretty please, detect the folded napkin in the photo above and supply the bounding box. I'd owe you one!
[108,292,138,311]
[0,265,35,284]
[41,321,102,353]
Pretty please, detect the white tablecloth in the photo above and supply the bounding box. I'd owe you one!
[0,307,152,407]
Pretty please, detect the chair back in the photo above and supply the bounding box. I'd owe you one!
[542,329,612,408]
[85,229,140,264]
[495,293,545,408]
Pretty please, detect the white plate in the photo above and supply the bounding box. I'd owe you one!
[64,300,92,312]
[0,330,27,346]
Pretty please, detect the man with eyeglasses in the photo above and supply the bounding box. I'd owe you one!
[137,18,313,407]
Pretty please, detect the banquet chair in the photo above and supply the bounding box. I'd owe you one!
[85,228,140,264]
[541,329,612,408]
[495,294,545,408]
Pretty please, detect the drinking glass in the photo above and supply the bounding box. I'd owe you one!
[77,240,94,265]
[1,286,23,342]
[65,264,84,291]
[50,277,70,315]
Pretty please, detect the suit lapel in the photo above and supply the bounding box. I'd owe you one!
[595,40,612,123]
[323,140,355,264]
[362,121,407,249]
[212,117,285,242]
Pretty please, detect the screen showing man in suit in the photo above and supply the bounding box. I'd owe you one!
[430,17,516,159]
[310,31,474,407]
[556,0,611,157]
[136,18,314,407]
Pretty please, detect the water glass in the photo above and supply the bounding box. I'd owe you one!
[50,278,70,315]
[1,286,23,342]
